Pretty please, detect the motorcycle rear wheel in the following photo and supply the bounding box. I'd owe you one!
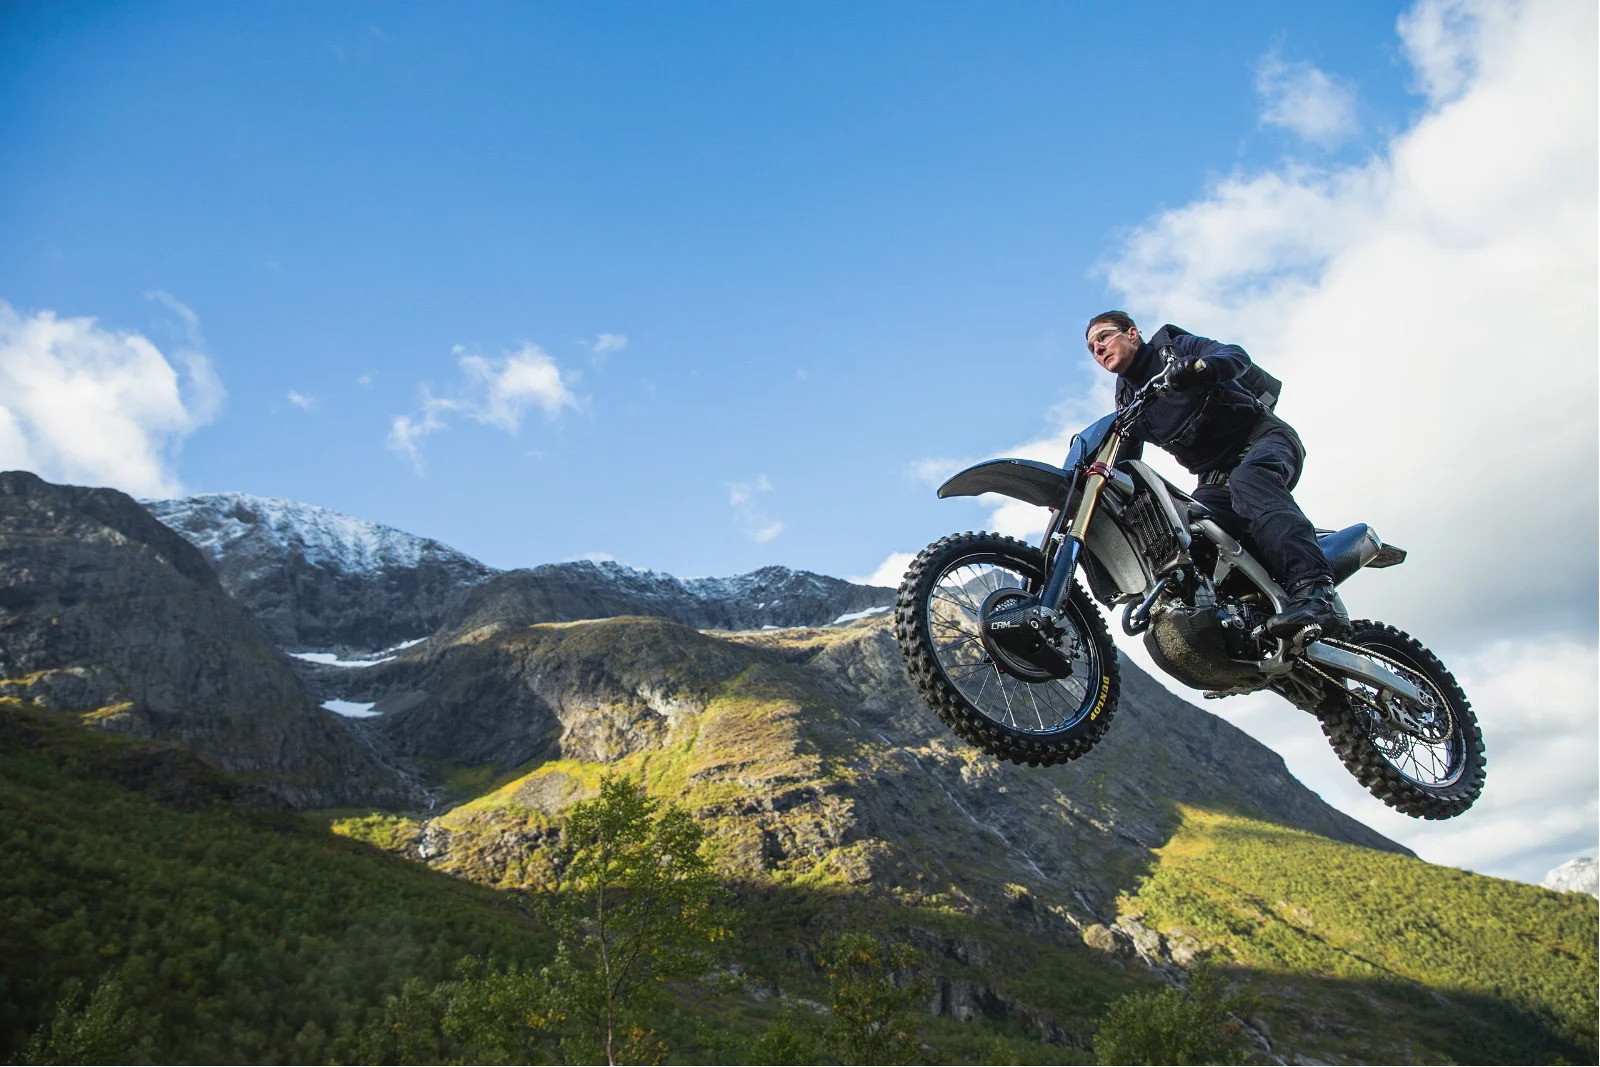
[893,531,1118,766]
[1315,621,1486,819]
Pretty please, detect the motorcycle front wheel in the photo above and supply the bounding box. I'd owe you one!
[893,531,1118,766]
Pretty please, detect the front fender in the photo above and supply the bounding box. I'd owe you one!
[936,458,1073,509]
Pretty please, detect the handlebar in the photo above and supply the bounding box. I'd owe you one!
[1119,356,1208,419]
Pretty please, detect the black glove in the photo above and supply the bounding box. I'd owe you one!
[1167,357,1213,392]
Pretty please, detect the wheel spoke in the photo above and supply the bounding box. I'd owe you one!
[920,549,1104,738]
[996,673,1019,728]
[1025,684,1047,730]
[1347,646,1462,788]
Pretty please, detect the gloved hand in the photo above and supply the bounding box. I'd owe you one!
[1167,357,1213,392]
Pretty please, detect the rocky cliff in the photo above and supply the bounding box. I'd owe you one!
[0,472,419,808]
[143,492,494,655]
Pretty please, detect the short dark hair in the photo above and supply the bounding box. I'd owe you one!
[1086,310,1136,336]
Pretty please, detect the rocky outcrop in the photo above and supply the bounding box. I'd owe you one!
[0,472,419,808]
[144,493,494,655]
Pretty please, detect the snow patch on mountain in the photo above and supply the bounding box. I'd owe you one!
[1541,856,1598,898]
[832,605,892,625]
[322,699,380,718]
[291,638,427,668]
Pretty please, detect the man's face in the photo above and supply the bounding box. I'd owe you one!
[1087,321,1140,375]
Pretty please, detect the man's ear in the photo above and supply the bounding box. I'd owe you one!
[1127,325,1141,345]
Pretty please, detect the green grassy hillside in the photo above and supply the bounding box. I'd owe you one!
[0,701,1134,1064]
[0,701,553,1063]
[4,697,1595,1065]
[1120,806,1597,1064]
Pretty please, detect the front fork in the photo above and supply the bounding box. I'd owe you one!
[1037,431,1124,615]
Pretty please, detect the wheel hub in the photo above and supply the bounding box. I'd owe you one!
[979,589,1075,682]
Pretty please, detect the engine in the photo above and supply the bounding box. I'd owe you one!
[1143,600,1265,691]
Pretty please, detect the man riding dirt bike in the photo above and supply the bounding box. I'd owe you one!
[892,314,1485,820]
[1087,311,1343,644]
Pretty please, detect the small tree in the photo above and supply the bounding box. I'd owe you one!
[19,977,145,1066]
[819,932,927,1066]
[540,774,730,1065]
[748,1006,825,1065]
[437,962,560,1065]
[1093,962,1256,1065]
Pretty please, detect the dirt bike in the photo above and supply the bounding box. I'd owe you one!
[893,360,1485,819]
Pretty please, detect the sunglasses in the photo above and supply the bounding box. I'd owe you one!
[1086,327,1127,353]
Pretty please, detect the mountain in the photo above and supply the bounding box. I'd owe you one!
[8,473,1590,1061]
[142,493,898,654]
[143,492,494,655]
[322,612,1404,917]
[438,560,897,636]
[132,481,1401,920]
[320,614,1594,1063]
[0,472,419,808]
[1543,856,1599,898]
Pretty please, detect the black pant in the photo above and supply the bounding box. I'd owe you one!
[1191,418,1332,593]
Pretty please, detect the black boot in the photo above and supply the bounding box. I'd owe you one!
[1266,580,1349,642]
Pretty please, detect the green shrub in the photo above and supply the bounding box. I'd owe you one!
[1094,963,1255,1066]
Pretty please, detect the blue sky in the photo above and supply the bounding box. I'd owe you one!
[3,0,1422,577]
[2,0,1595,884]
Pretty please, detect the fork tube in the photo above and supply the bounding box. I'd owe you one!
[1041,432,1122,612]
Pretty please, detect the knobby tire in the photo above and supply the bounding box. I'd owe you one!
[893,531,1118,766]
[1316,620,1486,820]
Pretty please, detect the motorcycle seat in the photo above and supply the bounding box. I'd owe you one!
[1188,503,1391,586]
[1318,524,1382,585]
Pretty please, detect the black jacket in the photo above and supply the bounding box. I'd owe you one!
[1114,327,1266,474]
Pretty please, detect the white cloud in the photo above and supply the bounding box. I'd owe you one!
[1398,0,1519,103]
[728,474,783,543]
[286,390,314,410]
[356,373,374,388]
[389,342,580,474]
[387,391,450,476]
[587,333,628,366]
[1256,52,1359,147]
[1104,0,1597,649]
[852,551,915,590]
[0,297,224,497]
[146,290,225,424]
[458,344,577,432]
[1084,0,1597,880]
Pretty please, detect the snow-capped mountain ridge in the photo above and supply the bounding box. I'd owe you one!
[1542,857,1598,898]
[442,559,896,636]
[143,493,495,654]
[531,559,881,610]
[145,492,482,574]
[142,493,897,652]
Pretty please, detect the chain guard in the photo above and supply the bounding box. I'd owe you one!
[1302,638,1455,742]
